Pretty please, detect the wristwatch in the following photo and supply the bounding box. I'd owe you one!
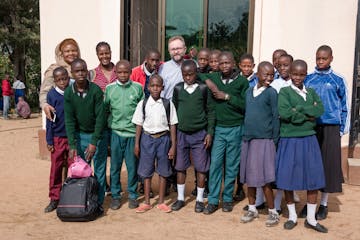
[224,94,230,101]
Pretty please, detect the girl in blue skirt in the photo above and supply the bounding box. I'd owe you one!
[276,60,327,233]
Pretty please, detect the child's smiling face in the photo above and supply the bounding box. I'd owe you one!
[257,63,274,88]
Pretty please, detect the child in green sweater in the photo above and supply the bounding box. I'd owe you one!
[64,58,107,206]
[200,51,249,214]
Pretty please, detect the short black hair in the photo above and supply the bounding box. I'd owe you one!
[279,54,294,62]
[53,66,68,78]
[181,59,197,71]
[257,61,273,72]
[71,58,87,70]
[291,59,308,72]
[239,53,254,63]
[317,45,332,56]
[115,59,131,69]
[146,49,161,58]
[96,41,111,53]
[149,74,163,85]
[219,51,234,61]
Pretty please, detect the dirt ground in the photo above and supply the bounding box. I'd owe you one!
[0,115,359,240]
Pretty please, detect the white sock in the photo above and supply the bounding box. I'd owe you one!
[248,204,258,213]
[255,187,265,206]
[287,203,297,223]
[306,203,317,226]
[177,184,185,201]
[268,208,278,215]
[320,192,329,206]
[274,190,283,211]
[196,187,205,202]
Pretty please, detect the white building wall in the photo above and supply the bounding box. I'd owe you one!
[39,0,121,128]
[253,0,358,146]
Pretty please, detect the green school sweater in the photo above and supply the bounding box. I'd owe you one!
[104,80,144,137]
[199,72,248,127]
[278,86,324,137]
[64,81,106,149]
[172,82,215,136]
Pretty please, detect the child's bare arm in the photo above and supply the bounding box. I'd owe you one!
[134,125,142,159]
[168,124,177,160]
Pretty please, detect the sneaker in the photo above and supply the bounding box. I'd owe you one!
[157,203,172,213]
[195,201,205,213]
[222,202,233,212]
[105,185,112,196]
[110,198,121,210]
[316,205,328,220]
[128,199,139,209]
[265,212,280,227]
[171,200,185,211]
[136,203,152,213]
[44,200,58,213]
[243,202,266,211]
[203,204,218,215]
[241,210,259,223]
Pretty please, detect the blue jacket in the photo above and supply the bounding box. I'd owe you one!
[304,67,349,135]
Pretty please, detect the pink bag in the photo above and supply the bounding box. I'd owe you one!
[68,156,93,178]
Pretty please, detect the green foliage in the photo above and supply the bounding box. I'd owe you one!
[0,0,40,109]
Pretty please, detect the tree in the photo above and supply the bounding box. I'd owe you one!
[0,0,40,108]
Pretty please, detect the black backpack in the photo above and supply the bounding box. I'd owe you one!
[56,176,103,222]
[142,97,171,124]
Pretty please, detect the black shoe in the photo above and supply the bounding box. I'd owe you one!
[110,198,121,210]
[128,199,139,209]
[191,187,197,197]
[243,202,266,211]
[171,200,185,211]
[277,209,282,215]
[233,188,246,201]
[316,205,328,220]
[299,205,307,218]
[283,220,297,230]
[44,200,58,213]
[203,204,218,215]
[195,201,205,213]
[304,220,328,233]
[222,202,233,212]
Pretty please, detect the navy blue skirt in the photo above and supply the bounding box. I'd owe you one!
[275,135,325,191]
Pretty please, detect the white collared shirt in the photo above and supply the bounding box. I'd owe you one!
[270,77,291,93]
[291,83,308,101]
[132,96,178,133]
[55,86,65,95]
[184,82,199,94]
[253,84,267,97]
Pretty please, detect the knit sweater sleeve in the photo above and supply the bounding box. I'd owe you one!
[64,88,77,149]
[227,77,248,112]
[278,87,307,124]
[91,87,106,146]
[301,89,324,118]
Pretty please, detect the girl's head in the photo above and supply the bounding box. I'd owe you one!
[238,53,255,77]
[59,38,80,65]
[96,42,112,67]
[272,49,287,71]
[316,45,333,70]
[278,54,293,80]
[290,60,307,89]
[256,61,274,88]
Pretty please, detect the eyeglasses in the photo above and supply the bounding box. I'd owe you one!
[169,47,184,52]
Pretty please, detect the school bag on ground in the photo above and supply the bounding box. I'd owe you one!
[56,176,103,222]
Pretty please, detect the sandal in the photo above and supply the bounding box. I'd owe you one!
[135,203,152,213]
[157,203,172,213]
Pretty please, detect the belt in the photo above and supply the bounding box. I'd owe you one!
[144,130,169,138]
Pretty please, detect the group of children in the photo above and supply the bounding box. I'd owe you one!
[44,37,348,234]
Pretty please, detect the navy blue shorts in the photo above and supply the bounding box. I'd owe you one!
[137,132,172,178]
[175,129,210,173]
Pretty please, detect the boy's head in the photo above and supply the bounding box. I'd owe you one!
[272,49,287,71]
[256,61,274,88]
[168,35,187,63]
[209,49,221,72]
[148,74,164,100]
[71,58,88,84]
[197,48,210,71]
[115,60,132,84]
[290,59,307,89]
[18,96,24,102]
[181,60,197,85]
[278,54,293,80]
[238,53,255,77]
[219,51,235,76]
[53,66,70,91]
[145,49,161,73]
[95,41,112,66]
[316,45,333,70]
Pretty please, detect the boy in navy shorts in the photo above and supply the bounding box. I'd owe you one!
[132,74,178,213]
[171,60,215,212]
